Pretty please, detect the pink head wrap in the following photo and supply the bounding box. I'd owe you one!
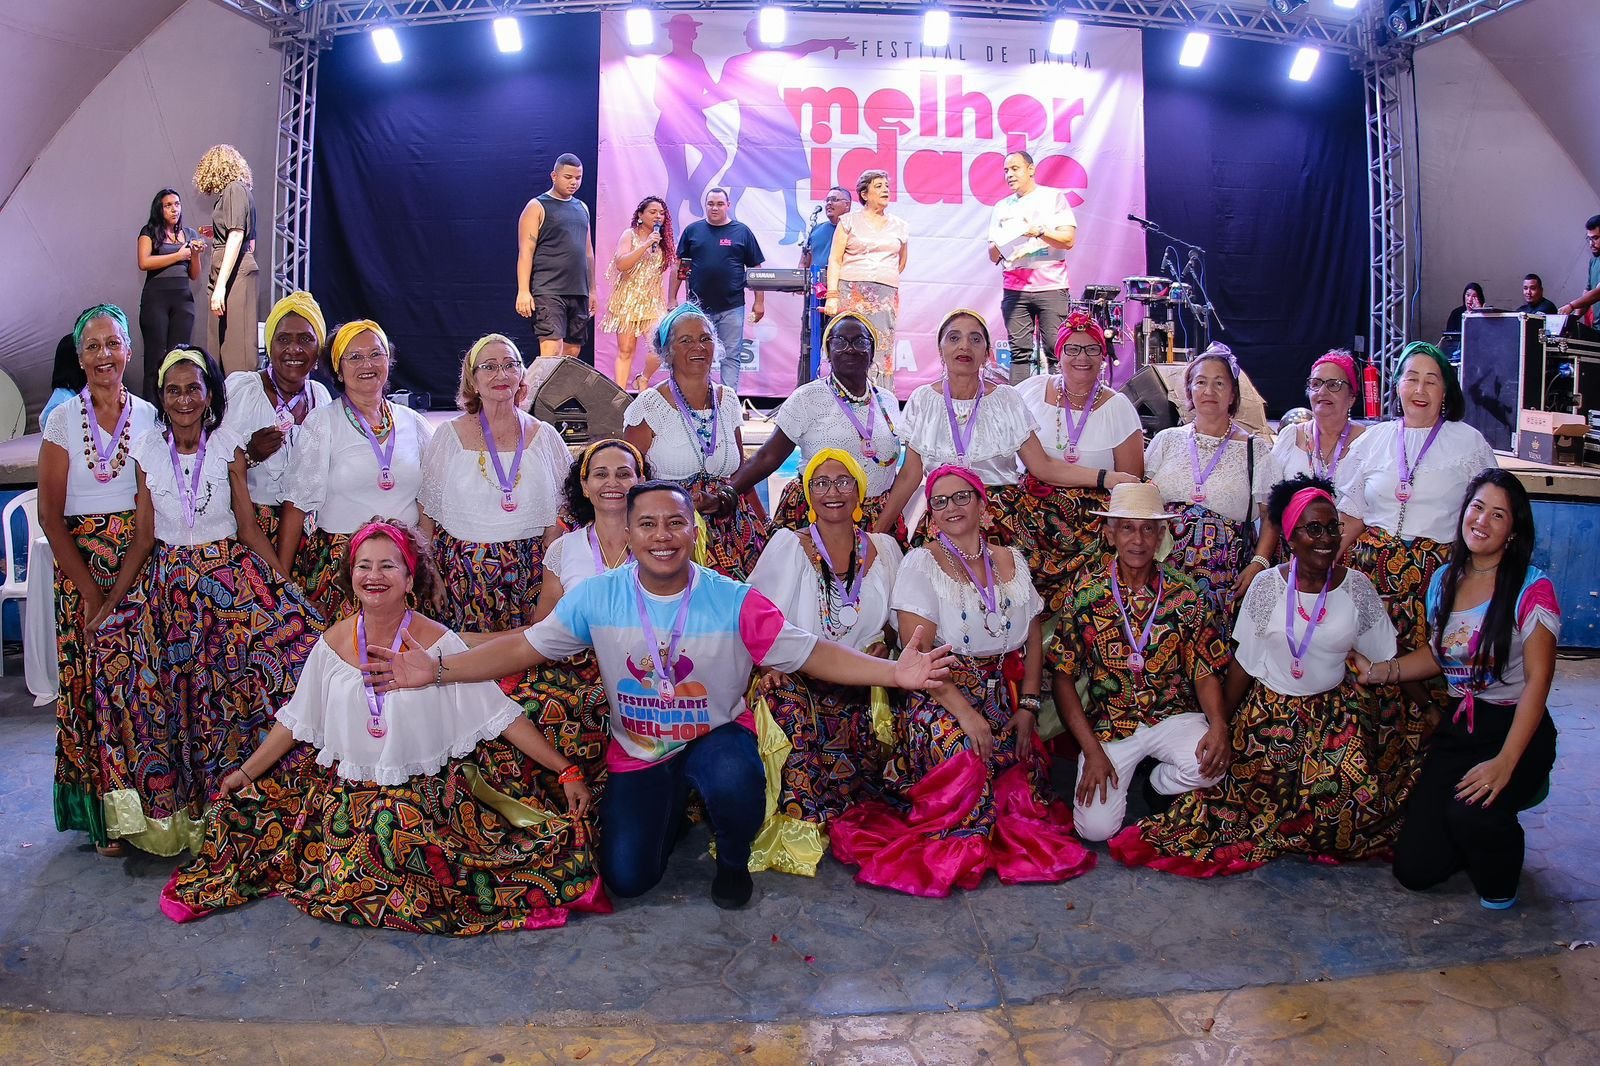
[1282,487,1335,537]
[349,520,418,574]
[1310,351,1358,390]
[924,464,988,507]
[1055,311,1107,359]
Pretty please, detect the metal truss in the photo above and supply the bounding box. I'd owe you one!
[206,0,305,35]
[310,1,1368,54]
[1392,0,1533,47]
[272,33,320,299]
[1364,52,1410,399]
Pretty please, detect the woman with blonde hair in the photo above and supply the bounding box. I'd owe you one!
[604,195,674,390]
[193,144,259,374]
[418,333,571,633]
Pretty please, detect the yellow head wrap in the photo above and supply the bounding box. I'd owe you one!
[466,332,523,372]
[264,291,327,351]
[820,310,881,356]
[330,319,389,374]
[579,438,646,479]
[802,448,869,524]
[156,347,208,388]
[936,308,992,352]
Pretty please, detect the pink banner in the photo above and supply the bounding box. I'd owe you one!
[595,12,1147,398]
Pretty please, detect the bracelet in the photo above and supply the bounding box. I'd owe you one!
[1096,469,1107,491]
[1388,660,1401,685]
[239,765,254,784]
[434,648,446,686]
[1250,555,1271,570]
[558,765,584,784]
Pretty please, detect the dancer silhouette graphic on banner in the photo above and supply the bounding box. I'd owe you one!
[719,21,853,245]
[654,14,727,225]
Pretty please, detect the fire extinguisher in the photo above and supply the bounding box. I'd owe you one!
[1363,360,1380,419]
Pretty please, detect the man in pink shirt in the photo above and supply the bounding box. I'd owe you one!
[988,151,1078,383]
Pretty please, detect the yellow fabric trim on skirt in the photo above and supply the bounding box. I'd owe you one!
[102,789,206,857]
[745,688,827,878]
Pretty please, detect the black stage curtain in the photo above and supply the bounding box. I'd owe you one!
[311,15,601,406]
[1141,31,1369,415]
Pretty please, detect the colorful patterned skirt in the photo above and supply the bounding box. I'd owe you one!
[830,653,1095,896]
[1109,677,1404,876]
[498,652,611,802]
[433,528,545,634]
[251,503,280,542]
[769,478,908,544]
[292,528,355,621]
[52,510,138,843]
[681,472,767,581]
[839,280,899,383]
[1346,525,1450,804]
[160,739,608,936]
[1013,476,1109,616]
[911,482,1025,549]
[1164,502,1255,631]
[95,538,324,855]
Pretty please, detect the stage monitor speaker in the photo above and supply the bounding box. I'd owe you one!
[1460,312,1547,452]
[1121,364,1272,440]
[528,358,632,445]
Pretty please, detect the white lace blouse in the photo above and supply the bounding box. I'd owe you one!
[129,426,246,547]
[902,381,1038,487]
[771,379,904,497]
[1266,421,1360,487]
[42,392,159,516]
[416,415,571,543]
[222,371,333,507]
[748,527,903,650]
[1335,420,1497,544]
[1233,566,1397,697]
[1145,425,1271,524]
[275,631,523,785]
[1014,377,1142,470]
[891,544,1043,656]
[543,526,626,591]
[286,400,434,533]
[624,385,743,480]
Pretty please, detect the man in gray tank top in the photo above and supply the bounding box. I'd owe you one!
[516,154,596,360]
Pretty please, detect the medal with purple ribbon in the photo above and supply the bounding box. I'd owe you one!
[937,532,1006,635]
[167,429,209,529]
[1395,419,1443,504]
[588,524,631,572]
[267,366,312,432]
[1187,424,1233,505]
[810,523,868,630]
[356,608,412,739]
[82,386,132,484]
[478,409,525,513]
[1058,379,1101,464]
[1110,560,1163,679]
[1311,420,1351,481]
[1283,559,1333,681]
[347,399,397,491]
[943,378,984,461]
[634,569,695,705]
[829,377,879,463]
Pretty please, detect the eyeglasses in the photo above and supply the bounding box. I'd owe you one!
[474,360,522,377]
[1296,520,1343,539]
[1306,377,1349,394]
[808,475,860,496]
[928,488,978,511]
[342,348,390,365]
[1060,343,1104,360]
[827,336,874,354]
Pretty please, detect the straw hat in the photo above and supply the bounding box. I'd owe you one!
[1090,481,1176,521]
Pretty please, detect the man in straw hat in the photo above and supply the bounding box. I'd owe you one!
[1047,481,1233,842]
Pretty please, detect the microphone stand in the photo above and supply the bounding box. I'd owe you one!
[1134,216,1222,353]
[798,207,825,387]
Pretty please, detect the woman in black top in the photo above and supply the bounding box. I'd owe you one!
[135,188,201,400]
[1444,282,1485,335]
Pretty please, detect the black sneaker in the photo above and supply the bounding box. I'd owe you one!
[711,867,754,910]
[1142,774,1177,817]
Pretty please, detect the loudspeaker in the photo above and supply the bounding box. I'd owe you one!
[1118,363,1272,440]
[527,358,632,445]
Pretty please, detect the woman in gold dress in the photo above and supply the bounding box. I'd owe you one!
[604,195,673,390]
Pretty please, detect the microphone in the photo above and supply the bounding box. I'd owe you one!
[1183,249,1200,278]
[810,205,823,221]
[1128,213,1157,229]
[1160,248,1179,280]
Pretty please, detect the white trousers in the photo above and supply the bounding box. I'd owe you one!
[1074,712,1223,842]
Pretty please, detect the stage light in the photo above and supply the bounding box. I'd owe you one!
[371,26,402,64]
[1333,0,1361,8]
[1289,46,1320,81]
[1386,1,1421,36]
[1048,18,1079,56]
[758,6,786,45]
[493,17,523,53]
[1178,32,1209,68]
[1268,0,1308,14]
[923,9,951,48]
[625,6,654,47]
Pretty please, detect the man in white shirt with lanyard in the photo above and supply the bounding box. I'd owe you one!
[988,151,1078,383]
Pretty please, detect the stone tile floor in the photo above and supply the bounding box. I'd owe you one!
[0,653,1596,1059]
